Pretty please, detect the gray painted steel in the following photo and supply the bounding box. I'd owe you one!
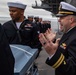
[10,45,38,75]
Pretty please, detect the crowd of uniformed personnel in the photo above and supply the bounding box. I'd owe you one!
[27,16,51,57]
[27,16,51,33]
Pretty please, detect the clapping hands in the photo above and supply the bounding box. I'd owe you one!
[39,28,60,56]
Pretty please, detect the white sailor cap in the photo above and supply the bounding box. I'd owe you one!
[28,15,34,18]
[34,16,39,19]
[56,2,76,17]
[7,1,27,10]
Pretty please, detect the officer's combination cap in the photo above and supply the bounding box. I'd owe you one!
[56,2,76,17]
[7,0,27,10]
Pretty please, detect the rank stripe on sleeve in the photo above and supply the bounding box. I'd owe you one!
[52,53,64,69]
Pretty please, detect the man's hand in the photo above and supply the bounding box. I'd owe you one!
[39,29,60,56]
[44,28,56,42]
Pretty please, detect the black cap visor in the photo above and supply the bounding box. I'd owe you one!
[56,13,68,17]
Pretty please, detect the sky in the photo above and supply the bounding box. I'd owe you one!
[22,0,42,6]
